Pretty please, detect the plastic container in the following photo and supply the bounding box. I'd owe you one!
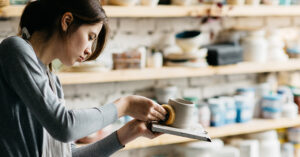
[235,95,253,123]
[237,88,256,98]
[288,127,300,144]
[281,142,294,157]
[220,97,237,124]
[208,98,226,127]
[279,0,291,5]
[261,94,282,119]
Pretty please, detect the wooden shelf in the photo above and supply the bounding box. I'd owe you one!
[211,5,300,17]
[104,5,210,17]
[0,5,24,17]
[2,5,300,18]
[0,5,210,18]
[58,59,300,85]
[124,116,300,150]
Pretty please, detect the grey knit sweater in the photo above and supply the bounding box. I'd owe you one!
[0,36,124,157]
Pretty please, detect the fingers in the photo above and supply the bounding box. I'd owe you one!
[147,113,159,121]
[129,119,163,140]
[144,128,163,139]
[153,103,167,115]
[150,108,165,121]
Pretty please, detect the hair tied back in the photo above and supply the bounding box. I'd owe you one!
[21,27,31,40]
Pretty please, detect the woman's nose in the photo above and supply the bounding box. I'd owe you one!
[84,48,92,57]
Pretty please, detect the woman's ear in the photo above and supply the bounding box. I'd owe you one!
[61,12,74,32]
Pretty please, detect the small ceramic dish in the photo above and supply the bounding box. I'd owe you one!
[175,30,202,53]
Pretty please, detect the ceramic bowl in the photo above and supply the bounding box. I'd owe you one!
[175,30,202,53]
[109,0,138,6]
[141,0,159,6]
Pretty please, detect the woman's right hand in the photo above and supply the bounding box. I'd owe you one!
[116,119,163,146]
[114,95,167,122]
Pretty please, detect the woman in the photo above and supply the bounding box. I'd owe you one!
[0,0,166,156]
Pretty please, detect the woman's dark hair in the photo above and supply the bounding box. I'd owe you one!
[18,0,109,61]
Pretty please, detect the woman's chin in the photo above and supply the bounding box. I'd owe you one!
[61,60,74,67]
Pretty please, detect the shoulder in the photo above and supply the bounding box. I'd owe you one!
[0,36,38,63]
[1,36,30,50]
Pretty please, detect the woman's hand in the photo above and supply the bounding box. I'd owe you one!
[114,95,167,122]
[117,119,163,146]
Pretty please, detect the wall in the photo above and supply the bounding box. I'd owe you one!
[0,16,298,108]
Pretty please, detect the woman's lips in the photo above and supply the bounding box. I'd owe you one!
[77,56,84,62]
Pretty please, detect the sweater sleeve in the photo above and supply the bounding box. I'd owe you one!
[72,131,124,157]
[0,36,118,142]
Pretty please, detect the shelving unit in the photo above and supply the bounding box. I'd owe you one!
[123,116,300,150]
[3,3,300,153]
[58,59,300,85]
[210,5,300,17]
[2,5,300,18]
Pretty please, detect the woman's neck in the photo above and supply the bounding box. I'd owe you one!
[28,32,57,66]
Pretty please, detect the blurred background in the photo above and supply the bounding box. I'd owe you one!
[2,0,300,156]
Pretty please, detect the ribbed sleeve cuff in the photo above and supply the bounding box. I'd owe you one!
[72,131,124,157]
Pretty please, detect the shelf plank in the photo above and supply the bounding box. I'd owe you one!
[2,5,300,18]
[104,5,210,17]
[123,116,300,150]
[0,5,24,17]
[206,116,300,138]
[215,59,300,75]
[58,60,300,85]
[211,5,300,17]
[58,66,215,85]
[0,5,210,18]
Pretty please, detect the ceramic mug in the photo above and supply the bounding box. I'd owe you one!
[168,98,195,128]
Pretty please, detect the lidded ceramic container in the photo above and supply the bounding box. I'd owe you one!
[242,30,268,63]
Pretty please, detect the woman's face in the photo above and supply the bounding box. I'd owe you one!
[60,22,103,66]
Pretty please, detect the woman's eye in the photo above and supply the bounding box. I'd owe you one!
[89,34,96,41]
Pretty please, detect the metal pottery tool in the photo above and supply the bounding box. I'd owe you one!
[150,104,211,142]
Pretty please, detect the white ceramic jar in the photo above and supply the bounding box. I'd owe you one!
[242,30,268,63]
[266,29,288,62]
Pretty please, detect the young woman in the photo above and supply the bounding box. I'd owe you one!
[0,0,167,156]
